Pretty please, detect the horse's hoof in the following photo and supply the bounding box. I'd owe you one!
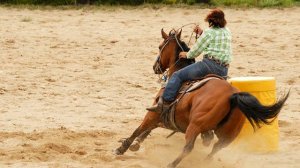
[205,155,213,161]
[167,163,176,168]
[129,143,140,151]
[118,138,126,143]
[113,149,123,155]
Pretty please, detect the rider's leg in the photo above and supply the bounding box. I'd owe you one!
[147,61,210,113]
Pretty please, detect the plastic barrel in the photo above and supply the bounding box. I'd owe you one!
[229,77,278,153]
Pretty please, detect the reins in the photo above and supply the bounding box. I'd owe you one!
[156,24,199,83]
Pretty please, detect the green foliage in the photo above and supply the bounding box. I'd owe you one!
[210,0,293,6]
[111,0,144,5]
[0,0,76,5]
[145,0,163,3]
[85,0,144,5]
[0,0,297,6]
[186,0,196,5]
[211,0,254,6]
[163,0,177,4]
[176,0,210,3]
[258,0,293,7]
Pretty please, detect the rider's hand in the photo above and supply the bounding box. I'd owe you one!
[193,25,203,35]
[179,52,187,59]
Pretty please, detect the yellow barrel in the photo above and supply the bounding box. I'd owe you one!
[229,77,278,153]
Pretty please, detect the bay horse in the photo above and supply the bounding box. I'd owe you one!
[115,29,289,168]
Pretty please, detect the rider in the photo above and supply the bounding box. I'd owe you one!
[147,8,232,114]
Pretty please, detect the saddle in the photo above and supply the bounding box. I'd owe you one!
[180,74,225,93]
[160,74,225,132]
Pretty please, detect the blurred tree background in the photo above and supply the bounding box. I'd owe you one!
[0,0,297,6]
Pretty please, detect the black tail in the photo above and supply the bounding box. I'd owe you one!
[230,91,290,130]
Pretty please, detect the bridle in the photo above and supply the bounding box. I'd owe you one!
[155,30,185,82]
[155,24,199,83]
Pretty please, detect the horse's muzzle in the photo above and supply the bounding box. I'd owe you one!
[153,63,163,74]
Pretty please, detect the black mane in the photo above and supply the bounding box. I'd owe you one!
[175,40,196,70]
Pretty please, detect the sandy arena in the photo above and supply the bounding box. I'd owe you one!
[0,6,299,168]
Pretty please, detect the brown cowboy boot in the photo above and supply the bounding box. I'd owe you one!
[146,97,171,114]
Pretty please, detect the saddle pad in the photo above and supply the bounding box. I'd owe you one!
[186,77,221,92]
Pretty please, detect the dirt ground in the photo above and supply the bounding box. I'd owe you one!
[0,6,299,168]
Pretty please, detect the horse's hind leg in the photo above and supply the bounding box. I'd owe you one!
[129,129,153,152]
[167,123,201,168]
[207,108,245,159]
[201,130,214,146]
[207,139,228,159]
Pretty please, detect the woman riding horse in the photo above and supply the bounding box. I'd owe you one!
[115,25,289,168]
[115,8,290,168]
[147,9,232,114]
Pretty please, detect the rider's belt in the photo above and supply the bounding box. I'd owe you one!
[204,55,230,68]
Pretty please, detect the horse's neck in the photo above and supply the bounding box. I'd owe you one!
[167,42,194,77]
[168,68,176,78]
[167,59,192,78]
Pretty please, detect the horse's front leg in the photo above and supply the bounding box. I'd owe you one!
[129,129,153,152]
[115,126,145,155]
[115,112,159,155]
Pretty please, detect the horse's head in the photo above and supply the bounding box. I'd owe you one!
[153,29,194,76]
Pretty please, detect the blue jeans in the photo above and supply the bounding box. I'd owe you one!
[162,58,228,102]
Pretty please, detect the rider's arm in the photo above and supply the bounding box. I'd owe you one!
[186,30,212,59]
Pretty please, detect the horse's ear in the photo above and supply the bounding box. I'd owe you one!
[176,29,182,39]
[161,29,168,40]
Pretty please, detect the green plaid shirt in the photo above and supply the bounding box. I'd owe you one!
[187,27,232,64]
